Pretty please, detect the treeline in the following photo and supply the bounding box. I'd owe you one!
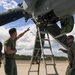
[45,56,68,61]
[2,54,31,60]
[15,55,31,60]
[2,54,68,61]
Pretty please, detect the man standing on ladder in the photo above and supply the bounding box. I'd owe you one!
[32,25,45,64]
[32,13,74,64]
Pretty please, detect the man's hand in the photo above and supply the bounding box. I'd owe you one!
[26,27,30,32]
[59,48,64,51]
[16,27,30,40]
[59,48,67,53]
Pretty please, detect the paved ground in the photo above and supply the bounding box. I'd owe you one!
[0,61,68,75]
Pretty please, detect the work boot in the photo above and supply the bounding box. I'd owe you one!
[35,60,39,64]
[32,60,35,64]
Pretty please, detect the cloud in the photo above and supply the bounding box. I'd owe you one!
[0,0,18,10]
[0,1,75,57]
[0,23,75,57]
[0,24,36,56]
[16,24,36,55]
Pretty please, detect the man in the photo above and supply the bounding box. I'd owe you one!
[4,28,30,75]
[59,35,75,75]
[0,42,2,68]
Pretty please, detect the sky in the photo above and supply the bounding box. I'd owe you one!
[0,0,75,57]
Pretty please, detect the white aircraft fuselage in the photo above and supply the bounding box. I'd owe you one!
[23,0,75,18]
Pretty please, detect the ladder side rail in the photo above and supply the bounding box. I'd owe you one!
[37,26,44,57]
[44,31,55,75]
[44,57,48,75]
[37,26,45,75]
[37,26,45,61]
[28,32,40,75]
[36,26,41,75]
[46,32,58,75]
[28,25,43,75]
[37,26,48,75]
[28,63,32,75]
[44,31,51,75]
[46,32,54,63]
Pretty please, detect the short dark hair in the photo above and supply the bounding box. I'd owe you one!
[9,28,16,35]
[67,35,74,40]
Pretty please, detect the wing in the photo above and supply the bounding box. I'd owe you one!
[0,8,32,26]
[0,8,24,26]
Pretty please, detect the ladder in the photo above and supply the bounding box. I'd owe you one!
[28,25,58,75]
[28,55,41,75]
[28,25,42,75]
[42,32,58,75]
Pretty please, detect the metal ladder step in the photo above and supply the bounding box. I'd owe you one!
[34,48,41,50]
[47,74,57,75]
[43,46,51,49]
[43,55,54,57]
[46,63,55,65]
[36,39,49,42]
[54,33,66,39]
[32,56,40,58]
[29,70,38,72]
[40,31,47,34]
[31,62,39,65]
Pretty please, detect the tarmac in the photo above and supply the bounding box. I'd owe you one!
[0,61,68,75]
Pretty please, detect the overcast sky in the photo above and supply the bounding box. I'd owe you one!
[0,0,75,57]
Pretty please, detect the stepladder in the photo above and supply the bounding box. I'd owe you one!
[28,25,59,75]
[43,35,59,75]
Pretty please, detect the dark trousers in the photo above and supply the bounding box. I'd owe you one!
[4,58,17,75]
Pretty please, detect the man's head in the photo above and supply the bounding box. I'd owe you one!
[67,35,74,44]
[9,28,17,39]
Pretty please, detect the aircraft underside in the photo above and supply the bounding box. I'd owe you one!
[0,0,75,49]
